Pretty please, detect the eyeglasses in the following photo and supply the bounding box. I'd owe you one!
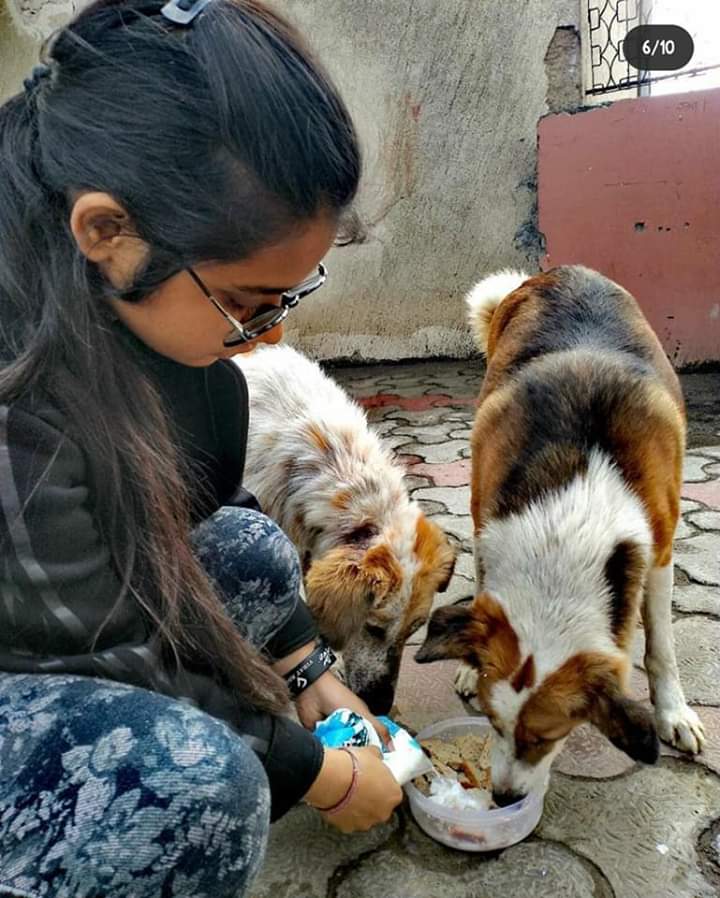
[187,262,327,347]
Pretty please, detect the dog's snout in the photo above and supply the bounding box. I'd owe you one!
[492,789,526,808]
[359,679,396,716]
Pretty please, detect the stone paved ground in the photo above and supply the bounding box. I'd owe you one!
[251,360,720,898]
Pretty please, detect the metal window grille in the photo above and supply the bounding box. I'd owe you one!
[586,0,720,96]
[586,0,650,96]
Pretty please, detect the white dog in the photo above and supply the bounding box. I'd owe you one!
[237,345,456,714]
[416,266,705,806]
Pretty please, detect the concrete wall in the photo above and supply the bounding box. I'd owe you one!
[1,0,583,361]
[1,0,77,99]
[277,0,582,360]
[538,87,720,367]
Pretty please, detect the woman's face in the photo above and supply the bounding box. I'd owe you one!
[111,214,337,366]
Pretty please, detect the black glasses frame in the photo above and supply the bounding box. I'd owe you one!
[187,262,327,347]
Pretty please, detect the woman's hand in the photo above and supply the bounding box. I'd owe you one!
[295,670,392,748]
[273,641,391,748]
[304,746,403,833]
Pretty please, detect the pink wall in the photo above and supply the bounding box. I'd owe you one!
[538,87,720,366]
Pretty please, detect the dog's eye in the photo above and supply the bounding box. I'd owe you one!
[364,624,387,640]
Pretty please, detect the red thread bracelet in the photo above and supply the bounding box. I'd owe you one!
[316,748,359,816]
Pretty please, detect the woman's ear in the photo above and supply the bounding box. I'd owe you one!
[69,192,148,289]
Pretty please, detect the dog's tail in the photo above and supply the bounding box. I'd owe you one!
[466,269,529,354]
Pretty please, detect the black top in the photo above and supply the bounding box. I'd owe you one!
[0,323,322,820]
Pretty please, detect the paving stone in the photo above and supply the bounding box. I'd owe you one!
[633,617,720,705]
[369,418,405,438]
[425,513,473,545]
[404,474,434,491]
[681,497,706,515]
[360,382,428,397]
[695,446,720,460]
[382,408,450,427]
[686,510,720,531]
[556,723,637,778]
[414,486,471,517]
[392,423,455,444]
[364,394,476,413]
[537,762,720,898]
[436,572,476,606]
[674,517,696,539]
[454,550,476,582]
[398,432,451,446]
[337,836,599,898]
[405,459,472,487]
[334,376,386,393]
[380,433,416,452]
[399,440,468,464]
[444,410,475,422]
[673,532,720,586]
[673,583,720,617]
[684,455,713,483]
[394,649,466,734]
[415,499,447,516]
[630,666,652,701]
[673,617,720,705]
[683,480,720,508]
[250,805,397,898]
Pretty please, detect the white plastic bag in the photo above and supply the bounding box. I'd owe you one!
[313,708,433,785]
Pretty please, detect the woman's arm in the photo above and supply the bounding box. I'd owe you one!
[0,403,323,820]
[0,403,146,658]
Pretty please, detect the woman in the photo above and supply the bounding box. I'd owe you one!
[0,0,402,894]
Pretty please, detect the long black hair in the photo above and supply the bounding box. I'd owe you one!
[0,0,361,712]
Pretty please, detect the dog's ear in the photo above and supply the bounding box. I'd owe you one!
[414,603,475,663]
[414,514,457,593]
[305,543,403,649]
[590,690,659,764]
[360,542,404,605]
[559,651,660,764]
[437,553,456,593]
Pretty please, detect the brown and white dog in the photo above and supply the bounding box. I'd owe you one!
[416,265,705,806]
[237,345,456,714]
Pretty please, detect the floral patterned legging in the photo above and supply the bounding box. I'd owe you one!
[0,508,303,898]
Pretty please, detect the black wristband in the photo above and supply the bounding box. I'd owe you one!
[285,641,336,697]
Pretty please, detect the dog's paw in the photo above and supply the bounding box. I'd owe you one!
[656,703,706,754]
[454,663,479,700]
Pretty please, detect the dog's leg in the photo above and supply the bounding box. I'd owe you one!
[454,663,480,701]
[642,560,705,753]
[454,534,484,704]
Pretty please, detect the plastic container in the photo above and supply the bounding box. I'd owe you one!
[404,716,545,852]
